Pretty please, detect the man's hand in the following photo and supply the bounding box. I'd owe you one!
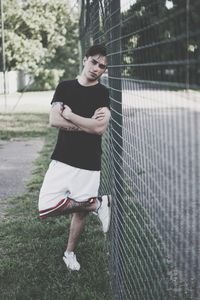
[52,102,64,113]
[49,102,80,131]
[59,105,110,135]
[62,105,73,120]
[62,106,107,122]
[92,107,107,121]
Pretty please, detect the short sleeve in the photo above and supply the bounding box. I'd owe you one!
[103,87,110,109]
[51,82,65,104]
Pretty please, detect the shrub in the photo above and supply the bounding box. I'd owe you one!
[28,69,65,91]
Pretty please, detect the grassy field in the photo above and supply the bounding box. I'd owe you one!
[0,113,112,300]
[0,113,49,140]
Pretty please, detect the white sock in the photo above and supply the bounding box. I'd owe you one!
[64,250,73,256]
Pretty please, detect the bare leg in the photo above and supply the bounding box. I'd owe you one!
[65,198,99,252]
[62,197,97,214]
[66,212,88,252]
[40,197,99,219]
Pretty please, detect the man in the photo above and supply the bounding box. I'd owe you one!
[38,44,111,271]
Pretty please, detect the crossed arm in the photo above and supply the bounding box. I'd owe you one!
[49,102,111,135]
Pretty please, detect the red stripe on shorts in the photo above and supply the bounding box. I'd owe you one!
[39,198,70,219]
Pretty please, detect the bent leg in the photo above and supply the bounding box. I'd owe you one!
[62,197,98,213]
[39,197,99,219]
[38,161,100,219]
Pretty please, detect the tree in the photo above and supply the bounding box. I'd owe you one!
[121,0,200,87]
[122,0,169,81]
[0,0,79,87]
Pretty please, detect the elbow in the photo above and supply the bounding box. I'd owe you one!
[93,118,110,135]
[93,122,109,135]
[86,127,102,135]
[94,126,106,135]
[49,115,59,128]
[49,117,54,127]
[49,118,54,127]
[49,122,56,128]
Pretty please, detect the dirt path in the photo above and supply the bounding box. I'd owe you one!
[0,138,44,219]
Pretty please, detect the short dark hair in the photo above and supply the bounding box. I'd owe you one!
[85,44,107,58]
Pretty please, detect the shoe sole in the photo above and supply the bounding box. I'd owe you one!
[104,194,112,233]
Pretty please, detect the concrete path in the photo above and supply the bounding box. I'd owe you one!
[0,91,53,219]
[0,138,44,219]
[0,90,53,113]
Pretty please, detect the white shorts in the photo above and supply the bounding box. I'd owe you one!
[38,160,100,218]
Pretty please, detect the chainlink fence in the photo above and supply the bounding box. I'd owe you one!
[79,1,200,299]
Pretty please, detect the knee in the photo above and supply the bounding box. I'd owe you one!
[73,212,88,220]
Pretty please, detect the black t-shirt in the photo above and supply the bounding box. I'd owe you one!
[51,79,110,171]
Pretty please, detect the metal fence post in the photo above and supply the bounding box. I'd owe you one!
[106,0,125,298]
[1,0,7,110]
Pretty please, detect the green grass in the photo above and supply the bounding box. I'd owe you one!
[0,113,112,300]
[0,113,49,140]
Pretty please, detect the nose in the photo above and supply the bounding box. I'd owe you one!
[93,64,99,72]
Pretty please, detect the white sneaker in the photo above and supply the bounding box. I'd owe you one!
[63,251,80,271]
[97,195,112,233]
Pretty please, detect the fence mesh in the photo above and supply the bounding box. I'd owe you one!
[79,0,200,299]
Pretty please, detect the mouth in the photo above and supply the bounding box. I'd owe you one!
[90,72,97,78]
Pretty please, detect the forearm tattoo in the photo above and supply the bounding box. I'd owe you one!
[52,102,80,131]
[61,125,80,131]
[40,197,97,218]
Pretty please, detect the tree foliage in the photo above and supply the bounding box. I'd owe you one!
[0,0,79,82]
[121,0,200,86]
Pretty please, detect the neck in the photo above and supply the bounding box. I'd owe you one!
[77,74,98,87]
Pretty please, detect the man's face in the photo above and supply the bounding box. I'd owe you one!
[83,54,107,81]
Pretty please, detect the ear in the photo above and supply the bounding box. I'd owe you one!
[83,56,87,65]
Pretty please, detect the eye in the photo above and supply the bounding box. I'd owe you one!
[91,59,98,65]
[90,58,107,69]
[99,64,106,70]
